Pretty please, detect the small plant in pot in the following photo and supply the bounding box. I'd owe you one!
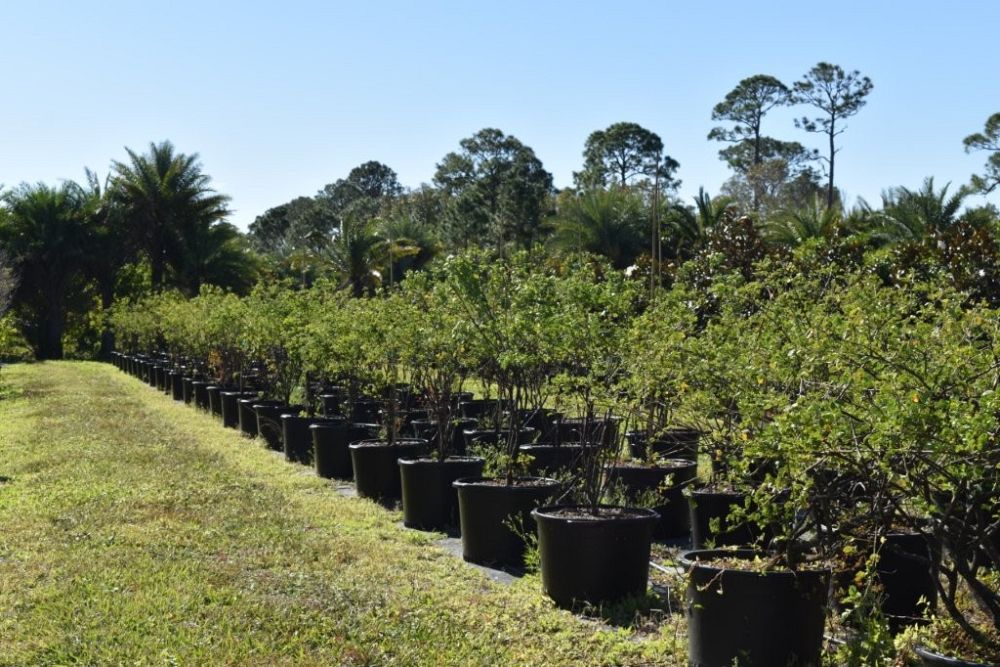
[444,251,563,568]
[395,272,484,532]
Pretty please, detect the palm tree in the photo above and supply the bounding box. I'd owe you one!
[875,177,970,244]
[323,214,388,297]
[549,189,647,269]
[176,220,259,295]
[762,194,843,247]
[111,141,230,290]
[666,188,734,258]
[0,183,93,359]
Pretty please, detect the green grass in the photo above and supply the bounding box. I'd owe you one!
[0,362,684,665]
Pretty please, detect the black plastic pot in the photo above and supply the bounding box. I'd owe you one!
[350,398,382,424]
[518,443,584,477]
[283,414,342,464]
[625,428,700,462]
[877,532,938,630]
[221,391,258,429]
[681,549,830,667]
[607,460,699,540]
[399,457,485,531]
[149,365,161,388]
[169,371,184,401]
[349,439,426,503]
[533,505,659,608]
[453,477,560,567]
[319,392,344,417]
[239,397,279,437]
[914,646,998,667]
[556,416,618,446]
[254,403,305,450]
[192,381,210,411]
[206,385,226,418]
[689,489,762,548]
[181,377,195,404]
[311,422,379,479]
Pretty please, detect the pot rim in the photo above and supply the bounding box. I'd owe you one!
[452,475,560,490]
[398,455,484,466]
[531,504,660,525]
[679,548,832,578]
[348,438,427,449]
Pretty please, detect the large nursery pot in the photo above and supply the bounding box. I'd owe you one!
[319,392,345,418]
[877,532,938,630]
[221,391,258,429]
[681,549,830,667]
[254,403,306,450]
[350,398,382,424]
[607,459,699,540]
[169,370,185,401]
[518,443,585,477]
[282,414,343,464]
[689,488,762,549]
[192,380,211,411]
[181,376,196,404]
[238,397,279,437]
[349,439,426,503]
[207,385,228,418]
[625,428,700,462]
[311,422,379,479]
[398,456,485,531]
[148,364,161,388]
[452,477,560,567]
[533,505,659,608]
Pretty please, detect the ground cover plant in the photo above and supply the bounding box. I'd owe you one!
[0,362,682,665]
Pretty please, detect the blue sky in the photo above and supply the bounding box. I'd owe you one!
[2,1,998,229]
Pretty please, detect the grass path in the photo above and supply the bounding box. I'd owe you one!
[0,362,681,665]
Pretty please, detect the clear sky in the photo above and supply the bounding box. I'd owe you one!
[2,0,998,229]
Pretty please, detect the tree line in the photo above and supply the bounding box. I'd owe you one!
[0,61,998,361]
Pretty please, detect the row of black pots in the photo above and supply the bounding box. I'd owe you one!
[109,355,692,619]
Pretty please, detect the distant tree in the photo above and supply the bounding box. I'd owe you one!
[248,197,317,254]
[709,75,791,168]
[718,138,821,216]
[323,215,387,297]
[575,122,679,191]
[111,141,232,290]
[319,160,403,225]
[964,112,1000,194]
[550,189,648,268]
[0,246,16,319]
[433,128,553,250]
[793,62,874,208]
[67,169,138,357]
[0,183,93,359]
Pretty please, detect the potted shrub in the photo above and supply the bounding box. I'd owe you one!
[528,256,661,609]
[396,272,484,531]
[446,252,563,567]
[346,291,426,503]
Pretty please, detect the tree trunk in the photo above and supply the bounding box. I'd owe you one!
[37,302,65,360]
[827,126,836,209]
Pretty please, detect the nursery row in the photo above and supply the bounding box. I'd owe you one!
[109,250,1000,665]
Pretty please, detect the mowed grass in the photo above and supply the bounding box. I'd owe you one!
[0,362,683,665]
